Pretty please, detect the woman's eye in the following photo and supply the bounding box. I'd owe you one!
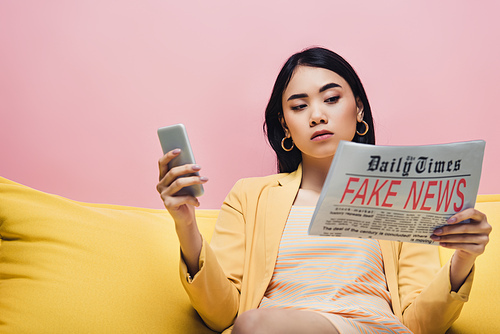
[325,96,340,103]
[291,104,307,111]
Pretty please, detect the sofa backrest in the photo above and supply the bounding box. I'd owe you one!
[0,176,218,334]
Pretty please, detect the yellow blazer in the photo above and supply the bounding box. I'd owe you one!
[180,166,473,334]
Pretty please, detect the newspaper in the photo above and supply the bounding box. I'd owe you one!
[308,140,485,245]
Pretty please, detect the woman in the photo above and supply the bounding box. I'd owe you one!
[157,47,491,334]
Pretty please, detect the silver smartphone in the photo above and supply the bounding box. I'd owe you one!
[157,124,204,197]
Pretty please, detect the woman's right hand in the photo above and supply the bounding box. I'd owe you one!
[157,148,208,225]
[157,149,208,275]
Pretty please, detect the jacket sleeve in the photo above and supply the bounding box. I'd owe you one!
[398,243,474,334]
[179,179,247,332]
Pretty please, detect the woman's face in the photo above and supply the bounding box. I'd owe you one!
[281,65,363,162]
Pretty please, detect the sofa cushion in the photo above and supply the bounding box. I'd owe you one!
[0,176,217,333]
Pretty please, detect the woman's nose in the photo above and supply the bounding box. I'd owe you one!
[309,106,328,126]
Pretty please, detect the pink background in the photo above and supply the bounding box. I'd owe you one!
[1,1,499,209]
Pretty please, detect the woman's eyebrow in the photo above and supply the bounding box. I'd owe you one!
[319,83,341,93]
[287,93,308,101]
[286,83,342,101]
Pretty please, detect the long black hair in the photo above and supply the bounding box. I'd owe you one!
[263,47,375,173]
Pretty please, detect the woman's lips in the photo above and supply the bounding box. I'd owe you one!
[311,130,333,141]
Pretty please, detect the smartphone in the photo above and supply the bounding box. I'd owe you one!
[157,124,204,197]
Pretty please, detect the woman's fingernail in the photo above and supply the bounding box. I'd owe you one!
[430,235,441,240]
[172,148,181,154]
[447,217,457,224]
[200,176,209,182]
[192,165,201,171]
[434,228,443,235]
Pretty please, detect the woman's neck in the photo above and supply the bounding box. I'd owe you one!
[293,155,333,206]
[301,155,333,192]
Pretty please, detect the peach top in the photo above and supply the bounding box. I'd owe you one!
[259,206,411,333]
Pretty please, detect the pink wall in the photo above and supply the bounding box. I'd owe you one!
[1,1,499,209]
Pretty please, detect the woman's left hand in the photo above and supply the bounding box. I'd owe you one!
[431,208,491,258]
[431,208,492,291]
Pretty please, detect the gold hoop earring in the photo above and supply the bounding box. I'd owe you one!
[356,120,369,136]
[281,136,294,151]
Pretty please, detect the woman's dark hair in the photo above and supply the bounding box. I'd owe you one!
[263,47,375,173]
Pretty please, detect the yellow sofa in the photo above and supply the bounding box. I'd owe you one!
[0,176,498,333]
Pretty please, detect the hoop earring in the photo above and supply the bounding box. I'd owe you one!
[281,136,294,152]
[356,120,369,136]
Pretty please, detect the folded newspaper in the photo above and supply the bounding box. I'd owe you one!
[308,140,485,245]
